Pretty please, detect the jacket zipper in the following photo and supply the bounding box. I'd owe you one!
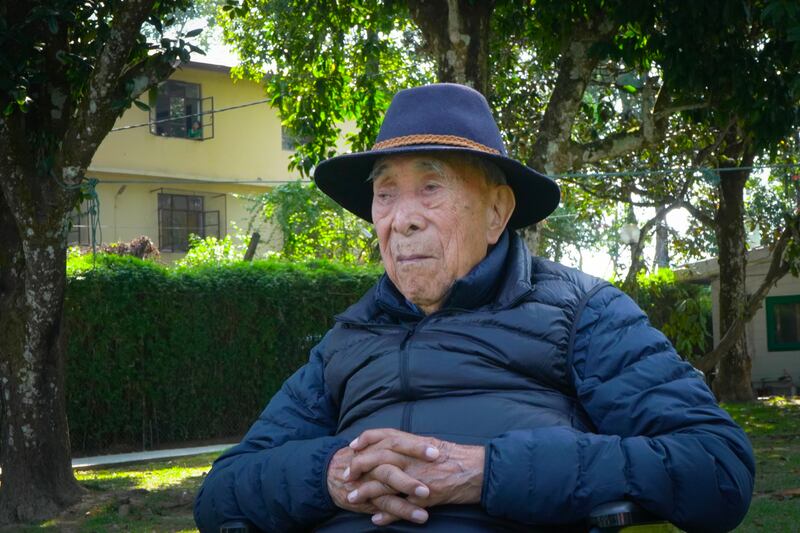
[399,328,413,432]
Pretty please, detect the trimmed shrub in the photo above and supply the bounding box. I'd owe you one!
[65,254,380,453]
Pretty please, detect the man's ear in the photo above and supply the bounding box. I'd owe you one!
[486,184,515,245]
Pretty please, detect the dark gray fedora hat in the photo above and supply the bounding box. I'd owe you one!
[313,83,560,229]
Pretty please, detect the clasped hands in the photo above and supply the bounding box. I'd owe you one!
[326,428,484,526]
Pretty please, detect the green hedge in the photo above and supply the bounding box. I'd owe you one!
[65,255,380,453]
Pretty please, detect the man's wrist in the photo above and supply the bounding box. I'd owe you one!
[326,445,354,509]
[444,443,485,505]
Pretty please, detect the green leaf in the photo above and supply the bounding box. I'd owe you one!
[133,100,150,112]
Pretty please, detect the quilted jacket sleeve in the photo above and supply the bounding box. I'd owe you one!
[481,284,755,532]
[193,339,348,533]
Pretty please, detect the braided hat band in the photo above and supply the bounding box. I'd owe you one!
[372,134,501,155]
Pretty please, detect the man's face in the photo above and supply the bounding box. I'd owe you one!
[371,154,512,314]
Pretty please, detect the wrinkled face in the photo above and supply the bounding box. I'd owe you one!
[371,154,514,314]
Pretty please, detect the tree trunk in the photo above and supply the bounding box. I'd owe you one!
[654,206,669,268]
[406,0,493,95]
[712,160,754,402]
[0,188,83,523]
[0,1,177,524]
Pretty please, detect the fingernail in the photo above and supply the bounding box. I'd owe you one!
[371,513,384,524]
[343,467,350,480]
[425,446,439,459]
[411,509,428,523]
[347,489,358,503]
[349,437,359,448]
[414,485,430,498]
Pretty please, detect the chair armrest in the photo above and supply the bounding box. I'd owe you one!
[588,500,664,531]
[219,520,253,533]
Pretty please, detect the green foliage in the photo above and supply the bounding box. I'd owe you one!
[219,0,434,175]
[537,200,608,266]
[0,0,198,120]
[64,256,380,453]
[141,0,224,51]
[176,232,251,267]
[256,180,379,264]
[623,268,712,359]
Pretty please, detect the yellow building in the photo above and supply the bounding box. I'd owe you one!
[72,61,302,261]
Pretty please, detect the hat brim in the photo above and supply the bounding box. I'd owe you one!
[313,145,560,229]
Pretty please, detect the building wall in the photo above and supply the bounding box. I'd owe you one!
[747,264,799,383]
[90,63,300,184]
[81,63,297,261]
[710,258,800,383]
[75,173,280,264]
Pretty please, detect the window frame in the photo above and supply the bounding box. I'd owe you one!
[157,193,220,252]
[765,294,800,351]
[150,80,209,140]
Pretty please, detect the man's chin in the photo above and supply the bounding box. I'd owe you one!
[398,286,448,313]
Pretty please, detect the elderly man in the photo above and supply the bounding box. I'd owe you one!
[194,84,754,532]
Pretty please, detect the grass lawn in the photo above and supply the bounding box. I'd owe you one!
[4,452,220,533]
[725,397,800,532]
[7,399,799,532]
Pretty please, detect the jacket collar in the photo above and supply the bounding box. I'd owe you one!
[345,230,532,323]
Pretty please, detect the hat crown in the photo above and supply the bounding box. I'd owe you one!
[375,83,508,156]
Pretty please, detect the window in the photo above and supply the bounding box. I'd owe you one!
[150,81,213,140]
[766,295,800,351]
[67,201,92,246]
[158,193,220,252]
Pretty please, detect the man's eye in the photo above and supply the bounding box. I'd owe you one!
[423,183,441,192]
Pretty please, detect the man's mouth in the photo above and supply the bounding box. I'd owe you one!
[396,254,431,263]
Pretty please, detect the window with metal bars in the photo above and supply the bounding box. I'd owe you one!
[150,80,214,140]
[158,193,220,252]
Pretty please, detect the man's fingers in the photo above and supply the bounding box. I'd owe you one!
[371,494,429,525]
[350,428,440,461]
[347,449,407,480]
[347,464,429,503]
[371,511,402,526]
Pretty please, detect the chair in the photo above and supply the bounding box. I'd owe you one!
[588,501,681,532]
[221,501,680,532]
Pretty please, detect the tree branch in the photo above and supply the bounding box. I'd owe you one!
[61,0,158,177]
[694,218,799,373]
[527,13,616,173]
[568,76,669,166]
[654,102,708,119]
[677,200,715,227]
[622,202,679,288]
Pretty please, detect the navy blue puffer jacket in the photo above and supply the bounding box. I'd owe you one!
[194,231,754,532]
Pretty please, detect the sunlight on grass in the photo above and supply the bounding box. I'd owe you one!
[722,397,800,438]
[75,464,209,491]
[74,452,219,492]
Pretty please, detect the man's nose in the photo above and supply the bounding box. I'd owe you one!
[391,195,426,235]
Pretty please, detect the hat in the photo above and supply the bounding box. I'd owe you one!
[313,83,560,229]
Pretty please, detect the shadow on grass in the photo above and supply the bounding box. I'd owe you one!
[11,453,219,532]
